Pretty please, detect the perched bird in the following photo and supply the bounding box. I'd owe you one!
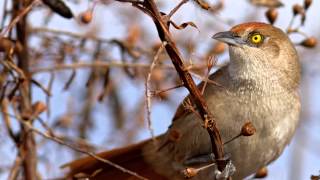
[63,22,301,180]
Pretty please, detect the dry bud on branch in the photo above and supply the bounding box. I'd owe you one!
[182,162,216,178]
[241,122,256,136]
[300,37,317,48]
[194,0,210,10]
[32,101,47,117]
[126,25,141,46]
[304,0,312,10]
[249,0,283,8]
[0,37,23,55]
[265,8,278,25]
[80,11,93,24]
[254,167,268,178]
[311,174,320,180]
[292,4,304,16]
[182,167,199,178]
[208,42,225,56]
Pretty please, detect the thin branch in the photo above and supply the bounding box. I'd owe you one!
[30,61,216,74]
[168,0,189,18]
[145,41,166,139]
[7,111,148,180]
[1,98,18,143]
[151,83,184,96]
[133,0,226,171]
[8,156,22,180]
[0,0,40,37]
[33,127,148,180]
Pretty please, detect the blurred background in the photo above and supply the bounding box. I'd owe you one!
[0,0,319,179]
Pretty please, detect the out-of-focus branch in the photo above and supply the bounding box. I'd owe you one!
[11,1,38,179]
[20,116,148,180]
[1,98,18,143]
[0,0,40,37]
[30,61,216,74]
[8,156,22,180]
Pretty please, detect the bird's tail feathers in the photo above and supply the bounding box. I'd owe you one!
[62,138,167,180]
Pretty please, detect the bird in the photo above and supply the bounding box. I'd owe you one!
[62,22,301,180]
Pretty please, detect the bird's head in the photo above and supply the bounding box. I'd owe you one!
[212,22,300,89]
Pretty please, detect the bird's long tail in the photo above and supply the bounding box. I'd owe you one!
[62,138,167,180]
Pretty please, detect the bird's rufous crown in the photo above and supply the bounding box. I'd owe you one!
[231,22,270,34]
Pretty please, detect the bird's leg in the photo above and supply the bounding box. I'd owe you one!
[215,160,236,180]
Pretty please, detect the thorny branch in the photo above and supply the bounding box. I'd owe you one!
[117,0,226,171]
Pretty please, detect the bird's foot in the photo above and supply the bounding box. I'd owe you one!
[215,160,236,180]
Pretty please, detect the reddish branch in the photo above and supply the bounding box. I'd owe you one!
[118,0,227,171]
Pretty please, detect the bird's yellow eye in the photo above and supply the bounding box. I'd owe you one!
[250,34,263,44]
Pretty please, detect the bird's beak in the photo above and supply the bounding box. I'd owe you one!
[212,31,245,46]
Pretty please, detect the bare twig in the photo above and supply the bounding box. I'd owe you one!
[201,56,217,94]
[3,109,147,180]
[31,61,216,74]
[8,156,22,180]
[145,41,166,138]
[23,119,148,180]
[1,98,18,143]
[168,0,189,18]
[151,83,184,96]
[0,0,40,37]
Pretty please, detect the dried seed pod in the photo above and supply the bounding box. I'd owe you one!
[158,91,170,100]
[249,0,283,8]
[300,37,317,48]
[126,25,141,46]
[182,167,199,178]
[265,8,278,24]
[304,0,312,10]
[241,122,256,136]
[80,11,93,24]
[292,4,304,16]
[194,0,210,10]
[311,175,320,180]
[0,37,14,53]
[32,101,47,116]
[254,167,268,178]
[211,42,225,55]
[42,0,73,19]
[54,114,73,129]
[151,69,165,82]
